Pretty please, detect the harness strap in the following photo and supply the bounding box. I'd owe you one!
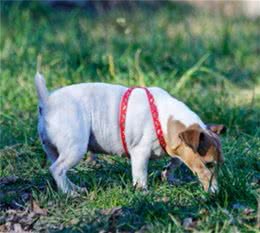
[119,87,167,157]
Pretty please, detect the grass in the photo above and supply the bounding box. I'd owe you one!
[0,1,260,232]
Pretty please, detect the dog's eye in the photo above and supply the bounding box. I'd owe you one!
[206,162,216,169]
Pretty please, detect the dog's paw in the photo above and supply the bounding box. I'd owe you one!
[68,187,88,197]
[133,184,148,194]
[67,181,88,197]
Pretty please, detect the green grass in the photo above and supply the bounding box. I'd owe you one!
[1,1,260,232]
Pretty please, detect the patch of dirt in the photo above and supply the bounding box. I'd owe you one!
[0,200,47,232]
[0,175,46,210]
[0,176,48,232]
[99,206,144,232]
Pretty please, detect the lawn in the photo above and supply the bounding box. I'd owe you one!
[0,1,260,232]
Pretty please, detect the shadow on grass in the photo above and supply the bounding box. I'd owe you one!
[50,193,199,233]
[0,157,197,232]
[1,146,259,232]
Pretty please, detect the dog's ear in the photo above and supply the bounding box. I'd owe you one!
[179,128,212,156]
[197,132,212,156]
[166,116,186,151]
[207,124,226,135]
[179,128,201,153]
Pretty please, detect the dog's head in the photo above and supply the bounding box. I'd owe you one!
[166,116,225,192]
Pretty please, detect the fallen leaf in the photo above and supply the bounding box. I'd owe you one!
[232,203,254,215]
[182,217,197,229]
[31,200,48,216]
[13,223,24,233]
[0,176,19,186]
[86,153,98,163]
[100,206,123,216]
[70,218,79,225]
[100,206,137,232]
[2,200,47,232]
[199,208,209,216]
[156,196,170,203]
[243,207,254,215]
[251,174,260,186]
[0,224,7,232]
[232,203,245,210]
[161,169,168,182]
[161,169,183,185]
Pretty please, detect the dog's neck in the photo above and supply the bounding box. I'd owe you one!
[158,95,206,134]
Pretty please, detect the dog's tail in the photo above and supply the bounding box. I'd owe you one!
[35,71,48,107]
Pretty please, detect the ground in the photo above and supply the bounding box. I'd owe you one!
[0,2,260,232]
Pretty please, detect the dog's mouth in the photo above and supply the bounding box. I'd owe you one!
[205,161,216,169]
[205,161,221,180]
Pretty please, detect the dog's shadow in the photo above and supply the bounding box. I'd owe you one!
[68,155,196,193]
[48,189,200,233]
[0,156,199,232]
[0,155,195,211]
[51,159,200,232]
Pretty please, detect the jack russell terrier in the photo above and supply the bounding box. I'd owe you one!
[35,72,225,195]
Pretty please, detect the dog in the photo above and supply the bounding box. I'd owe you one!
[35,72,225,195]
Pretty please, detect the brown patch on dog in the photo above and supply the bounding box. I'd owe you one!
[179,127,201,153]
[166,116,225,192]
[165,116,186,153]
[207,124,226,135]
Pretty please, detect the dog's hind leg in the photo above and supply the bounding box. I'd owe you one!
[49,135,89,195]
[48,109,90,195]
[38,124,59,165]
[42,141,59,164]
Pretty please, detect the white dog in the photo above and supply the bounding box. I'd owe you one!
[35,72,225,195]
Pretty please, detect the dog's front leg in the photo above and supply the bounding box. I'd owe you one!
[130,148,150,191]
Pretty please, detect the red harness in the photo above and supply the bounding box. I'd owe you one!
[119,87,167,157]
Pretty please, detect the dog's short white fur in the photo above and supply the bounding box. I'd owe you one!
[35,72,211,194]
